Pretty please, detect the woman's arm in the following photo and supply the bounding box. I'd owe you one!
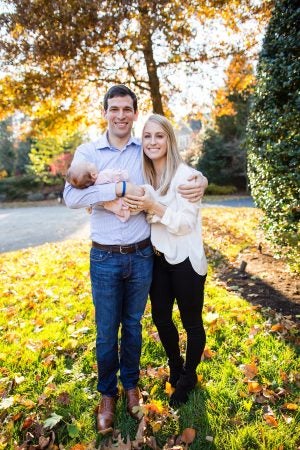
[125,185,200,236]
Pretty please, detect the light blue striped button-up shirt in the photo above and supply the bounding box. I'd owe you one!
[63,133,150,245]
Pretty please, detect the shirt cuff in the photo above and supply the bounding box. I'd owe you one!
[160,206,173,227]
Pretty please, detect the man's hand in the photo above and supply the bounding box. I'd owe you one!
[116,182,144,197]
[177,173,208,203]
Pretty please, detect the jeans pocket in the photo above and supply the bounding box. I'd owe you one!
[90,247,112,262]
[136,244,154,258]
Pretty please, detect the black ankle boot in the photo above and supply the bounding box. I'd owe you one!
[169,372,198,407]
[168,356,185,388]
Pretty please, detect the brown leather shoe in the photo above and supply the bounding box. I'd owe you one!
[95,395,117,434]
[125,387,142,420]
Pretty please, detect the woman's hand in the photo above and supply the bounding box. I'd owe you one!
[124,189,155,212]
[177,173,208,202]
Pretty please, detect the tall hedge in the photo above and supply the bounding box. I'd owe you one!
[246,0,300,271]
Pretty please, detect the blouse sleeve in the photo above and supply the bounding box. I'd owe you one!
[160,191,201,235]
[158,166,201,235]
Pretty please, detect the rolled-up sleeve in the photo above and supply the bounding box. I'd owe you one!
[63,182,117,209]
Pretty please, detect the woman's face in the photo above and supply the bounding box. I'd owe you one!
[142,121,168,164]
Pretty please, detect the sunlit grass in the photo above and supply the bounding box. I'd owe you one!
[0,209,299,449]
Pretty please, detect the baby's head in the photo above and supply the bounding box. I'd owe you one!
[66,161,98,189]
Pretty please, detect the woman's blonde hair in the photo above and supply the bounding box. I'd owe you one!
[142,114,183,195]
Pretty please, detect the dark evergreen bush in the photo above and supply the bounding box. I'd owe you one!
[198,128,247,189]
[246,0,300,270]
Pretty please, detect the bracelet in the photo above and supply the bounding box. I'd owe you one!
[121,180,126,197]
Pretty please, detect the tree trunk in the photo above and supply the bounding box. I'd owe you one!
[141,30,164,115]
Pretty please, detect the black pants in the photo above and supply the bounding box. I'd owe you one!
[150,254,206,374]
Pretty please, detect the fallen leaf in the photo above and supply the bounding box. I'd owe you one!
[181,428,196,444]
[12,412,23,421]
[0,396,14,409]
[57,392,70,405]
[165,382,175,397]
[14,375,25,385]
[281,413,293,424]
[204,312,219,324]
[116,433,131,450]
[248,381,262,393]
[145,435,160,450]
[271,324,284,332]
[240,363,258,380]
[281,403,298,411]
[135,416,147,442]
[21,416,35,430]
[263,414,278,427]
[201,347,215,360]
[151,420,163,432]
[44,412,63,429]
[70,444,87,450]
[18,398,36,409]
[197,374,203,383]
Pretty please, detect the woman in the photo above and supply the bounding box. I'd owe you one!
[125,114,207,406]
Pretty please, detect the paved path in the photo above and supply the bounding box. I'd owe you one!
[203,196,255,208]
[0,197,255,253]
[0,203,90,253]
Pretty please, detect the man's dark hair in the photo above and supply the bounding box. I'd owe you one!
[103,85,138,112]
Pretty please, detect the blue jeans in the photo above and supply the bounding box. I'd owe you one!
[90,244,154,397]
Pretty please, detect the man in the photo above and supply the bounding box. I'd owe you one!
[64,85,207,434]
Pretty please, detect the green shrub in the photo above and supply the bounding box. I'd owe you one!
[246,0,300,271]
[0,175,42,200]
[205,184,237,195]
[0,174,64,200]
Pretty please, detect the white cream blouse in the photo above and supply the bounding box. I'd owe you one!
[145,163,207,275]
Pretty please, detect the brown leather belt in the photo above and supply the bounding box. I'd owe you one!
[92,238,151,254]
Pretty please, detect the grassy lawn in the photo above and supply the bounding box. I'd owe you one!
[0,208,299,450]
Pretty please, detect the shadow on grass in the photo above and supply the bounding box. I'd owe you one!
[180,388,217,450]
[205,244,300,334]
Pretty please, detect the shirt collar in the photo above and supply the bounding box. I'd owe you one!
[95,131,140,150]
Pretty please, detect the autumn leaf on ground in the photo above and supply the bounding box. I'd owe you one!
[271,324,284,332]
[281,403,298,411]
[57,391,71,405]
[70,444,87,450]
[197,374,203,383]
[21,415,35,430]
[248,381,263,393]
[248,325,260,338]
[204,312,219,324]
[263,414,278,427]
[113,433,131,450]
[165,382,175,397]
[132,416,147,448]
[263,405,278,427]
[240,362,258,380]
[44,412,63,429]
[180,428,196,445]
[201,347,215,360]
[17,397,36,409]
[143,399,167,416]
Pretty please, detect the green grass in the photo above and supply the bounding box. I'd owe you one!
[0,208,299,449]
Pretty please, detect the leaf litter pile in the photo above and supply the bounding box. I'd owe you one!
[0,207,299,449]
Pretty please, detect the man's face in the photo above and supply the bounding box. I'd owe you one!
[103,95,138,142]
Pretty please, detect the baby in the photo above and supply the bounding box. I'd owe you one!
[66,161,135,222]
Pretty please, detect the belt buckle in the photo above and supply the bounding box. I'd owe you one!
[120,245,128,254]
